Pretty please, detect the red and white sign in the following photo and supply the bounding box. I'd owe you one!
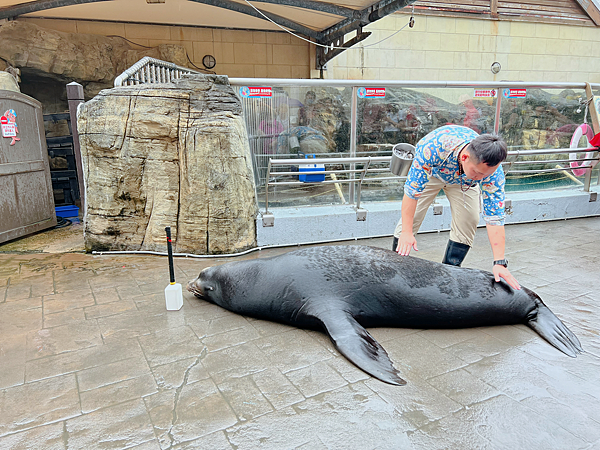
[358,87,386,98]
[239,86,272,98]
[1,109,20,145]
[502,88,527,98]
[1,116,16,138]
[473,89,497,98]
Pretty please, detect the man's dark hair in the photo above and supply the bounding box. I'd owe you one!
[469,134,507,166]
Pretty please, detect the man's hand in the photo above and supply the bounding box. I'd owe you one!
[493,265,520,290]
[396,231,418,256]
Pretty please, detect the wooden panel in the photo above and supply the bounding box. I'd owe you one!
[0,91,57,244]
[499,0,588,15]
[412,0,594,24]
[414,1,490,13]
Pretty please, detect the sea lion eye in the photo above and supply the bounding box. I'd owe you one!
[206,286,214,291]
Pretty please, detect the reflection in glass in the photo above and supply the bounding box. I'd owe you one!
[239,86,354,208]
[500,89,598,192]
[238,85,598,210]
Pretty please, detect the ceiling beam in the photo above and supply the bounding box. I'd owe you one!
[316,31,370,68]
[188,0,320,39]
[0,0,110,20]
[252,0,356,18]
[318,0,417,43]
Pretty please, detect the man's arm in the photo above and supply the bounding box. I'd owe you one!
[486,224,520,290]
[397,195,418,255]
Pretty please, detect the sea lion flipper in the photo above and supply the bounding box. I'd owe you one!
[527,305,583,357]
[315,309,407,386]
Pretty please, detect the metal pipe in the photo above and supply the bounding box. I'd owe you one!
[230,78,592,90]
[265,159,272,213]
[350,86,358,204]
[355,157,371,210]
[505,158,599,165]
[269,149,597,165]
[272,163,593,174]
[271,167,391,176]
[270,156,390,165]
[266,151,598,182]
[494,91,502,134]
[505,167,591,174]
[358,176,408,182]
[505,147,598,156]
[267,176,407,187]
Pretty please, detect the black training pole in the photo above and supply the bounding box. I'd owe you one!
[165,226,175,284]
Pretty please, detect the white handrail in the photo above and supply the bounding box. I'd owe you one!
[114,57,200,87]
[229,78,597,90]
[263,146,599,212]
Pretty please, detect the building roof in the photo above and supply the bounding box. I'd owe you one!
[0,0,418,43]
[0,0,597,44]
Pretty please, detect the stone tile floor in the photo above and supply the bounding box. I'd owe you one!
[0,217,599,449]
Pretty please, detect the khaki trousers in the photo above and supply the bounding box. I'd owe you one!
[394,177,481,246]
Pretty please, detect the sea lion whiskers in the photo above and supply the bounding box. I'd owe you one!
[187,268,216,301]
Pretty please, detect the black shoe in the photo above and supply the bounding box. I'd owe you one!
[392,236,399,252]
[442,240,470,267]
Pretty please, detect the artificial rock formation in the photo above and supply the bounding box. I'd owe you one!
[78,74,258,254]
[0,21,189,99]
[0,72,19,92]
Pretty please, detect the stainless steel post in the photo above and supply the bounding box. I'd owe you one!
[349,86,358,204]
[494,88,502,134]
[355,157,371,211]
[265,159,272,214]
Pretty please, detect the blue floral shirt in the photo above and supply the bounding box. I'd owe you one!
[404,125,505,226]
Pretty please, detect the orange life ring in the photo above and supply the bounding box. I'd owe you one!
[569,123,597,177]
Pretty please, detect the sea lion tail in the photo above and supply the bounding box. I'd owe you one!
[313,307,407,386]
[527,304,583,357]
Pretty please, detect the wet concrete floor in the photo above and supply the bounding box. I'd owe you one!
[0,217,599,449]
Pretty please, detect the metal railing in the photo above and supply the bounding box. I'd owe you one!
[265,156,393,216]
[262,145,599,215]
[114,57,200,87]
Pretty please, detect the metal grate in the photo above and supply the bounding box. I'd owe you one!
[114,57,200,87]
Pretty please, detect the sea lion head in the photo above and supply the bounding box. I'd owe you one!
[187,267,220,304]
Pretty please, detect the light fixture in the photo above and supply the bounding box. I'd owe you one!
[491,62,501,74]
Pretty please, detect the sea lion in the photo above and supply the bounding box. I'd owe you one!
[187,245,582,385]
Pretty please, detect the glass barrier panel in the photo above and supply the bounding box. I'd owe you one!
[590,88,600,188]
[238,85,353,208]
[238,83,599,210]
[499,88,593,192]
[356,87,497,203]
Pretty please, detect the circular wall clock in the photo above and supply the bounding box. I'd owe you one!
[202,55,216,69]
